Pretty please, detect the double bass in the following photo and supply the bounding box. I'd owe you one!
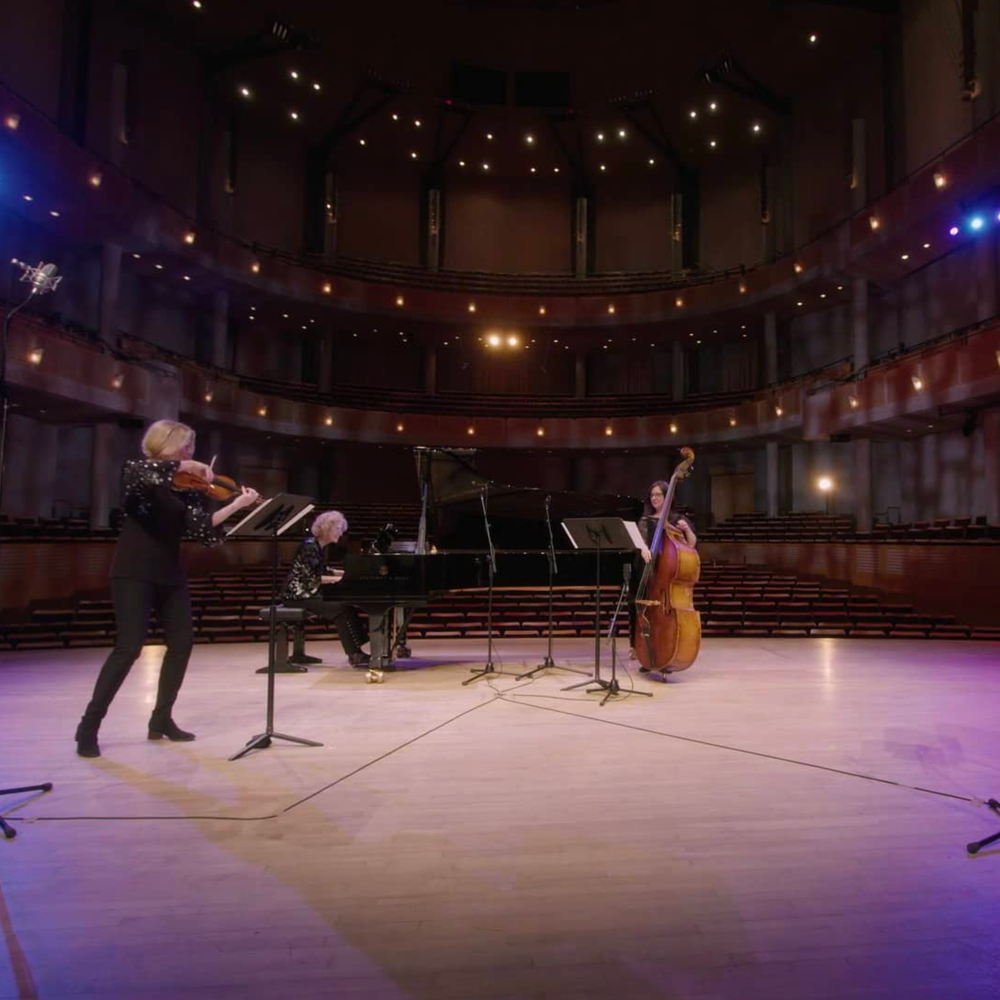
[634,448,701,673]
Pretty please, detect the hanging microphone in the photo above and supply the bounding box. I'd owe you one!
[12,260,62,296]
[545,494,551,511]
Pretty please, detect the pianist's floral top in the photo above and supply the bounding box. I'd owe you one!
[282,535,326,600]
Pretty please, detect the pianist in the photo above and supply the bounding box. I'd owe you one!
[283,511,370,667]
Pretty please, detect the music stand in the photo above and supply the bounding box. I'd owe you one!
[226,494,323,761]
[560,517,651,704]
[0,784,53,840]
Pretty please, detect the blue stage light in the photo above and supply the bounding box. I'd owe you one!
[969,215,985,231]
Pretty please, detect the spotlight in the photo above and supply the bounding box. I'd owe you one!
[536,427,545,437]
[468,303,476,313]
[669,422,678,434]
[599,164,607,172]
[257,405,268,417]
[648,157,656,166]
[869,216,880,231]
[22,194,32,202]
[487,333,501,347]
[817,476,833,492]
[728,417,737,427]
[525,133,535,144]
[605,426,613,436]
[933,171,947,189]
[183,275,191,281]
[901,254,909,261]
[467,426,476,436]
[708,139,717,149]
[708,101,718,112]
[969,215,985,231]
[596,131,605,141]
[458,160,466,167]
[183,231,196,245]
[675,297,684,308]
[289,110,300,121]
[538,305,546,315]
[617,128,627,138]
[251,261,260,274]
[324,416,334,426]
[415,119,423,128]
[391,113,399,121]
[359,138,366,146]
[239,86,252,98]
[751,122,761,134]
[808,33,818,44]
[322,282,332,294]
[485,132,493,140]
[88,172,102,187]
[689,110,698,120]
[27,348,43,365]
[482,162,490,171]
[507,335,519,347]
[289,69,299,80]
[49,210,60,218]
[911,375,924,391]
[607,303,616,314]
[923,242,931,248]
[396,295,404,306]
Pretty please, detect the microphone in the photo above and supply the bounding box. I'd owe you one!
[544,494,551,511]
[623,563,632,582]
[13,260,62,296]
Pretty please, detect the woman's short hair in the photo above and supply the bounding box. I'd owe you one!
[141,420,195,460]
[312,510,348,537]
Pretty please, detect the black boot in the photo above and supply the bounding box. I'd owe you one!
[148,716,196,742]
[75,718,101,758]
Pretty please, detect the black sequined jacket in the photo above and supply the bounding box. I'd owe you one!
[110,460,224,584]
[282,535,326,600]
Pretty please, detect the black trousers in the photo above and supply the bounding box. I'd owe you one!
[288,599,367,657]
[82,578,193,726]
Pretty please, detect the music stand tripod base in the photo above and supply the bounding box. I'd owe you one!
[229,731,323,762]
[0,782,53,839]
[966,798,1000,855]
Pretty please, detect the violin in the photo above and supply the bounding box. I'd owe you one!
[172,469,244,503]
[634,447,702,674]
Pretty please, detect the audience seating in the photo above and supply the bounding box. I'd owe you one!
[4,561,997,651]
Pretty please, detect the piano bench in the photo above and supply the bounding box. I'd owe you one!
[256,606,310,674]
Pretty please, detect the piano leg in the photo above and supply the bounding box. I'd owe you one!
[366,608,396,682]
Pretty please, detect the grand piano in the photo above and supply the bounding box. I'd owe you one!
[320,447,642,674]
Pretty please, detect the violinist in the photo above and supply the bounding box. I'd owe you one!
[75,420,259,758]
[628,480,697,661]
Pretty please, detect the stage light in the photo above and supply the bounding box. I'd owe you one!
[607,303,616,314]
[689,110,698,120]
[28,348,43,365]
[88,172,102,187]
[794,262,803,274]
[5,113,21,130]
[482,162,490,171]
[112,373,125,389]
[49,210,59,218]
[933,171,947,189]
[708,101,718,112]
[468,303,476,313]
[969,215,985,231]
[487,333,501,347]
[192,0,202,8]
[525,133,535,144]
[596,132,605,141]
[796,301,803,307]
[729,417,737,427]
[415,119,422,128]
[182,275,191,281]
[183,231,196,245]
[536,427,545,438]
[709,139,717,149]
[949,226,960,235]
[599,164,607,171]
[820,293,827,299]
[22,194,32,202]
[396,422,405,432]
[458,159,466,167]
[911,375,924,391]
[467,426,475,436]
[396,295,404,306]
[257,405,268,417]
[553,166,560,173]
[154,263,164,270]
[239,86,251,98]
[538,305,546,316]
[808,33,818,44]
[751,122,761,133]
[675,297,684,308]
[289,110,299,121]
[869,215,880,231]
[648,157,656,165]
[605,426,613,436]
[391,113,399,121]
[312,82,321,92]
[817,476,833,492]
[289,69,299,80]
[485,132,493,140]
[251,261,260,274]
[774,404,783,417]
[669,422,678,434]
[204,390,213,403]
[617,128,627,138]
[359,138,366,146]
[322,282,332,294]
[507,335,519,347]
[132,253,141,259]
[923,242,931,248]
[849,395,859,409]
[901,254,909,261]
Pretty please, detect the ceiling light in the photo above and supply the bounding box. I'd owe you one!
[183,231,196,245]
[487,333,501,347]
[204,391,213,403]
[468,303,476,313]
[359,138,366,146]
[808,33,818,44]
[458,160,466,167]
[88,172,102,187]
[132,253,141,259]
[239,86,251,98]
[933,170,947,189]
[312,82,321,92]
[605,426,613,436]
[774,405,783,416]
[599,164,606,171]
[282,313,289,318]
[482,162,490,171]
[530,166,536,174]
[538,305,546,316]
[669,422,678,434]
[817,476,833,492]
[739,280,748,294]
[192,0,202,8]
[324,416,334,426]
[396,423,405,432]
[820,292,827,299]
[536,427,545,437]
[507,335,519,347]
[729,417,737,427]
[155,263,164,270]
[289,110,299,121]
[414,119,422,128]
[322,282,332,294]
[28,348,43,365]
[949,226,960,236]
[911,375,924,391]
[869,215,880,231]
[49,210,60,217]
[901,253,909,261]
[553,166,560,173]
[607,304,615,314]
[525,133,535,144]
[796,301,803,307]
[617,128,627,139]
[794,262,803,274]
[258,405,268,417]
[251,261,260,274]
[396,295,404,306]
[112,373,125,389]
[923,242,931,249]
[410,151,418,159]
[289,70,299,80]
[22,194,33,202]
[708,101,718,112]
[485,132,493,140]
[751,122,762,134]
[675,297,684,308]
[689,110,698,120]
[391,113,399,121]
[596,132,605,141]
[849,395,859,409]
[3,114,20,130]
[709,139,717,149]
[183,275,191,281]
[648,157,656,166]
[467,426,475,436]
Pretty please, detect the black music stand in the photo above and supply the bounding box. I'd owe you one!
[560,517,650,704]
[226,495,324,761]
[967,799,1000,854]
[0,784,53,840]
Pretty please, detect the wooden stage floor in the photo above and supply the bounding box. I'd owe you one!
[2,637,1000,999]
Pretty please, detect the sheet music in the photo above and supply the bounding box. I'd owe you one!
[622,521,644,550]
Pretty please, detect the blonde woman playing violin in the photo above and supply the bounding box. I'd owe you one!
[75,420,259,758]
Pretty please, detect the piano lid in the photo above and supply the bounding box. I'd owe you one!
[414,446,643,550]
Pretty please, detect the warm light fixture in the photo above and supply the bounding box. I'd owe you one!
[322,282,332,294]
[933,170,947,189]
[525,133,535,144]
[324,416,334,426]
[27,348,44,365]
[599,164,607,172]
[529,166,536,174]
[923,242,931,249]
[817,476,833,492]
[183,231,196,245]
[689,110,698,120]
[482,162,490,171]
[458,160,466,167]
[395,295,404,306]
[596,132,605,142]
[729,417,737,427]
[708,101,718,112]
[708,139,717,149]
[239,86,251,98]
[796,301,803,307]
[901,254,909,261]
[794,262,803,274]
[739,280,748,294]
[154,263,164,270]
[751,122,762,134]
[487,333,501,347]
[607,303,616,314]
[410,151,418,159]
[536,427,545,437]
[396,422,405,432]
[88,172,102,188]
[49,210,60,218]
[774,404,783,417]
[289,69,299,80]
[182,275,191,282]
[617,128,627,139]
[538,305,546,316]
[669,422,678,434]
[467,426,475,436]
[203,390,213,403]
[675,297,684,308]
[869,215,880,231]
[4,113,21,130]
[468,303,476,313]
[111,373,125,389]
[911,375,924,391]
[359,138,366,146]
[257,405,268,417]
[507,335,519,347]
[312,82,321,92]
[553,166,560,173]
[251,261,260,274]
[605,426,613,436]
[648,157,656,166]
[289,110,299,121]
[849,394,859,409]
[808,33,818,44]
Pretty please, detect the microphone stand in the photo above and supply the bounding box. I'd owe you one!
[464,484,512,684]
[593,564,652,706]
[517,494,587,679]
[0,272,57,835]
